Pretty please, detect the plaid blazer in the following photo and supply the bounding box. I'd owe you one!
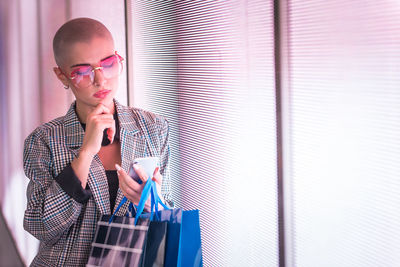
[23,99,172,266]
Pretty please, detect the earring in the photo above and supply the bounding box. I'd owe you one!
[64,84,69,90]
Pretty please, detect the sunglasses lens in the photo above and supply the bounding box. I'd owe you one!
[68,54,123,88]
[70,66,93,88]
[101,55,122,79]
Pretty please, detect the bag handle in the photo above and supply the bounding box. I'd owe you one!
[109,176,169,224]
[134,178,169,225]
[109,196,127,223]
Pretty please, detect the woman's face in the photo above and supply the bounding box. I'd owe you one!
[61,37,120,115]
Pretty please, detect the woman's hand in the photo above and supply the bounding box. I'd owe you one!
[71,104,115,188]
[81,104,115,157]
[115,164,164,212]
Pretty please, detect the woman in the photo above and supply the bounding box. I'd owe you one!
[23,17,172,266]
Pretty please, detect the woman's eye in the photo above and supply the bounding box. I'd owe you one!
[101,57,116,68]
[73,66,91,76]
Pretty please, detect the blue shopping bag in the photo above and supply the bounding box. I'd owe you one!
[178,209,203,267]
[140,208,202,267]
[118,178,203,267]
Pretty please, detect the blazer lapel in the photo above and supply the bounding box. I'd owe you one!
[112,100,150,215]
[87,155,111,214]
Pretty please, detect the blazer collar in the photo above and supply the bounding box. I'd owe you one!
[64,103,84,149]
[114,99,141,136]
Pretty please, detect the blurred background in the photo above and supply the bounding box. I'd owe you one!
[0,0,400,266]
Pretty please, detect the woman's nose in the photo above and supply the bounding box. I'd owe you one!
[93,67,106,87]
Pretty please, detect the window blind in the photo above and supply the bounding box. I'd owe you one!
[288,1,400,266]
[127,1,278,266]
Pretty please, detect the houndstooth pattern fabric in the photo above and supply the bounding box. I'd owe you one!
[23,99,172,266]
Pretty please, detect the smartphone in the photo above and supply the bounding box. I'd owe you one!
[128,157,160,184]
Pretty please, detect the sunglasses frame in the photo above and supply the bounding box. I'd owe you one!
[60,51,124,89]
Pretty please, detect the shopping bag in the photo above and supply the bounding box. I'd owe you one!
[141,208,203,267]
[134,179,203,267]
[178,209,203,267]
[86,215,151,267]
[142,221,167,267]
[86,185,168,267]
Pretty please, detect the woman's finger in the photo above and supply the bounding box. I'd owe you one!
[107,122,116,143]
[87,104,115,140]
[116,164,143,192]
[90,103,111,116]
[92,113,113,120]
[87,117,114,134]
[116,164,148,205]
[152,167,162,185]
[93,113,115,143]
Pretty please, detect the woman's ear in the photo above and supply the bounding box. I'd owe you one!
[53,67,69,87]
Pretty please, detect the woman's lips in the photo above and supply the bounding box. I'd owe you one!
[93,90,111,99]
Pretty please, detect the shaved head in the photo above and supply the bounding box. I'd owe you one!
[53,18,114,67]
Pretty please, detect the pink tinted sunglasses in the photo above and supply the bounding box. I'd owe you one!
[64,51,124,89]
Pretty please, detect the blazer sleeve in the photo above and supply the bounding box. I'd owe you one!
[158,117,174,207]
[23,128,84,245]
